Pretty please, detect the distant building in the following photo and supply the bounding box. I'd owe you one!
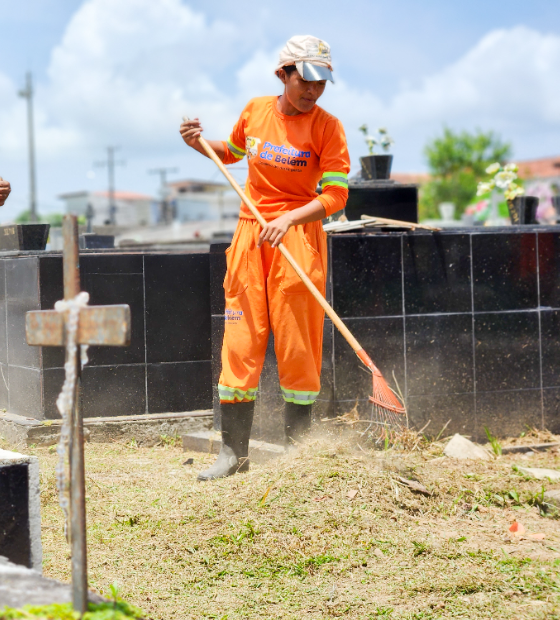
[58,191,156,227]
[167,179,241,222]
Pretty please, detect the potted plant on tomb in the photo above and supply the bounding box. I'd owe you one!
[477,162,538,225]
[358,125,394,181]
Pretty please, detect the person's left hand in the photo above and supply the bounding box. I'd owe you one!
[0,178,11,206]
[258,213,293,248]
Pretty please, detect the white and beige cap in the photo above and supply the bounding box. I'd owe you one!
[276,35,334,83]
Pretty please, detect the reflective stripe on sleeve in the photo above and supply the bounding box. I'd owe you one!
[226,138,246,160]
[280,387,320,405]
[218,384,257,402]
[320,171,348,189]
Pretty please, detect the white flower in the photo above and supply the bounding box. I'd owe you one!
[485,162,501,175]
[494,170,517,189]
[378,127,388,135]
[504,163,518,173]
[505,185,525,201]
[477,181,495,196]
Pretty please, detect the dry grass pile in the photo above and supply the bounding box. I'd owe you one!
[13,431,560,619]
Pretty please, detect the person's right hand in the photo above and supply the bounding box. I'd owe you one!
[180,118,203,149]
[0,178,11,206]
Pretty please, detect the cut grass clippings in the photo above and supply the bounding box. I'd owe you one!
[12,433,560,619]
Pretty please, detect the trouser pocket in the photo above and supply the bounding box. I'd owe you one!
[279,225,325,295]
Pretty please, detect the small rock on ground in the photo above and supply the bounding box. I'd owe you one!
[544,489,560,509]
[443,434,493,461]
[516,466,560,482]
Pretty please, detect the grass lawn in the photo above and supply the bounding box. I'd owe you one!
[17,430,560,619]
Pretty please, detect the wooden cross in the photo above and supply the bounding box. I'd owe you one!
[25,215,131,614]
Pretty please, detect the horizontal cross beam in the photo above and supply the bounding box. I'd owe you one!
[26,305,131,347]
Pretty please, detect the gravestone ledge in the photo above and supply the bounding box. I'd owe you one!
[0,555,104,608]
[0,411,213,448]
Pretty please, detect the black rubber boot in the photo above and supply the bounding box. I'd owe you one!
[284,402,312,446]
[197,402,254,481]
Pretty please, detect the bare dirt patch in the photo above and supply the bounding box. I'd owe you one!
[18,433,560,619]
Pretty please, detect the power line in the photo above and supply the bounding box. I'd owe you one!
[18,72,37,222]
[95,147,125,225]
[148,167,178,224]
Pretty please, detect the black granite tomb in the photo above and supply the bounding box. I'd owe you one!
[345,180,418,223]
[0,250,212,419]
[211,227,560,443]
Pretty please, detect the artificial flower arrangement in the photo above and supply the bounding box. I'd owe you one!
[477,162,524,201]
[464,199,490,222]
[358,125,394,155]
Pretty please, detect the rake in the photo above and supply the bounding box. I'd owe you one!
[184,117,406,430]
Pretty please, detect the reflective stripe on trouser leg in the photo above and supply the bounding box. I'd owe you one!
[218,384,258,403]
[281,387,320,405]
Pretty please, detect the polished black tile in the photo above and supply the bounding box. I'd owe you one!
[81,365,146,417]
[0,363,8,410]
[147,361,212,413]
[407,393,475,439]
[543,388,560,434]
[145,254,211,363]
[38,256,63,310]
[6,258,40,369]
[38,257,65,369]
[472,232,538,312]
[210,243,228,316]
[211,315,225,386]
[80,254,143,275]
[0,261,7,365]
[331,235,402,318]
[81,273,145,366]
[333,317,405,402]
[8,366,41,419]
[403,233,471,314]
[5,257,39,302]
[43,367,66,419]
[537,232,560,308]
[254,390,283,443]
[475,389,542,440]
[345,184,418,223]
[541,310,560,388]
[474,312,540,392]
[322,318,333,369]
[7,299,40,369]
[406,314,473,397]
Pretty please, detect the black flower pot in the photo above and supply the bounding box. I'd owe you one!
[507,196,539,225]
[360,154,393,181]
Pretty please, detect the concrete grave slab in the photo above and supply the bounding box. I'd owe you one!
[182,430,285,464]
[0,410,213,448]
[0,449,41,571]
[0,555,104,608]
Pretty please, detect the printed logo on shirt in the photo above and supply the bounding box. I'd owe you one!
[245,136,261,159]
[225,308,243,323]
[259,141,311,167]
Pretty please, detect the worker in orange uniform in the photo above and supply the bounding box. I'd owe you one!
[180,35,350,480]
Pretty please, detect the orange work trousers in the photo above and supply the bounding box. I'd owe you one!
[218,217,327,405]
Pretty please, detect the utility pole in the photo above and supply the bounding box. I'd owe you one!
[18,72,38,222]
[95,147,125,225]
[148,167,178,224]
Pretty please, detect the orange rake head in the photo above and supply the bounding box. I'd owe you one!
[355,348,406,433]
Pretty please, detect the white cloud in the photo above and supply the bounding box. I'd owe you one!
[325,26,560,171]
[1,3,559,221]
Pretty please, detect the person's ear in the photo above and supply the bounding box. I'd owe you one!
[277,69,287,85]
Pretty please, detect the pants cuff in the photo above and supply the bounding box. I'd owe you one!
[280,387,319,405]
[218,384,258,403]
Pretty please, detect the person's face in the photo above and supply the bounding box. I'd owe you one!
[279,68,327,113]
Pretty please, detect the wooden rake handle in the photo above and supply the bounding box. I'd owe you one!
[184,116,373,367]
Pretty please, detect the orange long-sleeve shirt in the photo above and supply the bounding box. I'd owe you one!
[222,96,350,220]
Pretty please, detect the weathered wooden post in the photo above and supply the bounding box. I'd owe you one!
[26,215,131,614]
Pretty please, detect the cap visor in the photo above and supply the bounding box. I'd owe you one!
[300,62,334,83]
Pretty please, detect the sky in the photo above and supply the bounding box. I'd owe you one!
[0,0,559,222]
